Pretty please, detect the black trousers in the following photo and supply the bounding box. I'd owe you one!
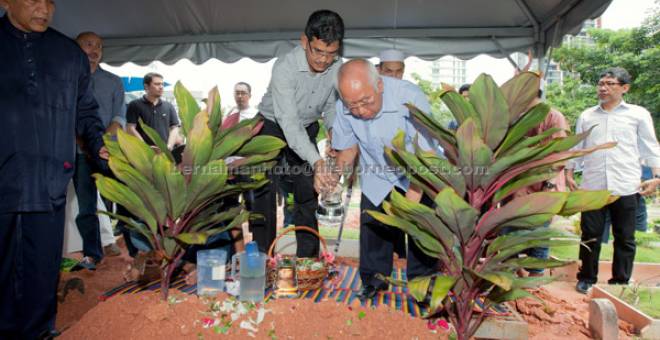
[578,193,638,284]
[0,205,65,339]
[359,191,438,287]
[249,115,320,257]
[73,153,103,262]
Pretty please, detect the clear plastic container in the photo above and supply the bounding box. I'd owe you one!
[231,242,267,302]
[196,248,228,296]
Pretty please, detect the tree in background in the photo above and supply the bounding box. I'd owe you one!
[548,2,659,133]
[411,73,454,126]
[544,77,596,127]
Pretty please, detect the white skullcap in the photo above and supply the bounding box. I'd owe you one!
[379,49,405,62]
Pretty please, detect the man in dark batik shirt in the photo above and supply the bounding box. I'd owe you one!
[0,1,107,338]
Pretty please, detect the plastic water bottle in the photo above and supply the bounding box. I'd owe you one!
[237,242,266,302]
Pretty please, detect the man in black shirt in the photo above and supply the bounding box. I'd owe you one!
[121,72,180,257]
[126,72,180,149]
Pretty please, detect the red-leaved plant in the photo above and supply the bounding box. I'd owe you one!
[368,72,616,339]
[94,82,285,299]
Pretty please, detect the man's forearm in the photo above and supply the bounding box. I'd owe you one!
[405,184,423,203]
[106,121,122,135]
[335,145,358,176]
[167,126,180,149]
[126,124,145,142]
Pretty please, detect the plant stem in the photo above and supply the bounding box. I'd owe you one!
[160,249,187,300]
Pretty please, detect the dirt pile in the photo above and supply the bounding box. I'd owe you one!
[61,291,445,340]
[515,286,634,339]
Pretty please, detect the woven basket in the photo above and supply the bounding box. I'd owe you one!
[267,226,330,291]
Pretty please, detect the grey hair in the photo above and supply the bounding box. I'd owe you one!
[334,59,380,100]
[599,67,632,84]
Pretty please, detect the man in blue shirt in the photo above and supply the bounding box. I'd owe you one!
[317,59,438,300]
[0,1,107,338]
[70,31,126,271]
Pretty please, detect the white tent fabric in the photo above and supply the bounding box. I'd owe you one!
[16,0,612,65]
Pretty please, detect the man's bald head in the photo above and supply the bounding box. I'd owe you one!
[336,59,379,96]
[336,59,384,119]
[76,31,103,72]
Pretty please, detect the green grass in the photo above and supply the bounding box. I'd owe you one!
[602,285,660,318]
[319,226,359,240]
[551,244,660,263]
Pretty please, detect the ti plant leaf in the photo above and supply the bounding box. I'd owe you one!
[558,190,617,216]
[499,71,541,123]
[207,86,223,130]
[477,192,568,238]
[429,275,458,314]
[468,73,509,150]
[182,111,213,167]
[94,174,158,235]
[116,129,155,180]
[407,276,433,303]
[174,81,201,136]
[138,119,175,163]
[455,118,492,191]
[102,133,128,163]
[433,188,478,242]
[439,90,479,127]
[494,102,550,157]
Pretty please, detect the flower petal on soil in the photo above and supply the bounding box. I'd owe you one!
[256,307,267,324]
[240,321,259,332]
[437,319,449,330]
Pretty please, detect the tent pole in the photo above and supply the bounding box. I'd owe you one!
[514,0,541,41]
[543,17,564,82]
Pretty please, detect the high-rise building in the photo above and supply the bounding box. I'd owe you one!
[430,56,467,88]
[513,18,601,86]
[563,18,601,47]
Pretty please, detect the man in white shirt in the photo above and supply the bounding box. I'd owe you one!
[227,82,258,121]
[566,67,660,293]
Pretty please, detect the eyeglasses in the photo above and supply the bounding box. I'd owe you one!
[307,41,339,61]
[345,94,376,112]
[234,91,249,97]
[597,81,623,88]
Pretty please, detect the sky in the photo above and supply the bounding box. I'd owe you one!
[103,0,656,109]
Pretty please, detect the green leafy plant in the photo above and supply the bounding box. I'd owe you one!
[368,72,617,340]
[94,82,286,300]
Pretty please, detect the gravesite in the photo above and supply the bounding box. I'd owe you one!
[1,0,660,339]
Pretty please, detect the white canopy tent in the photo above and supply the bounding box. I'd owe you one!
[8,0,612,66]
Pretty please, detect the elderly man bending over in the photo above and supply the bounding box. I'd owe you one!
[315,59,438,301]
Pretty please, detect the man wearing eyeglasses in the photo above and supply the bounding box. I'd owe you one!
[251,10,344,258]
[317,59,438,300]
[227,82,258,122]
[566,67,660,294]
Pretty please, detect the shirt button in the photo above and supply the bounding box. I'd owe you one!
[29,72,36,78]
[25,42,32,48]
[27,58,33,63]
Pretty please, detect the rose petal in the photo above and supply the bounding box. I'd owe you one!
[437,319,449,330]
